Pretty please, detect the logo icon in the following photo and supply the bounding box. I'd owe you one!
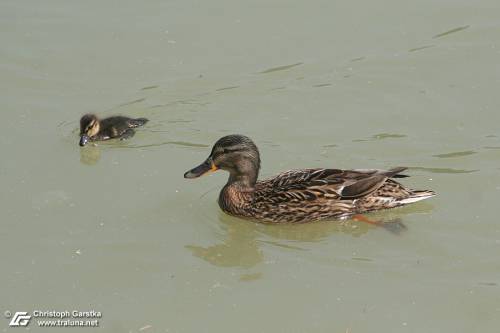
[9,312,31,327]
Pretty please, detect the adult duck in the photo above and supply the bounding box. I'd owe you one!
[184,135,435,223]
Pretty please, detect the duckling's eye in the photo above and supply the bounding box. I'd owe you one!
[86,121,97,130]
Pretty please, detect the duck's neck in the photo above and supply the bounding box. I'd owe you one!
[232,156,260,186]
[218,183,253,213]
[218,171,258,215]
[227,171,258,188]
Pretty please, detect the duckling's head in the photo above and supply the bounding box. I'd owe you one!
[79,114,100,146]
[184,135,261,186]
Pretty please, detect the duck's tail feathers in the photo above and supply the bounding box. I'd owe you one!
[384,167,408,178]
[129,118,149,127]
[391,173,410,178]
[399,190,436,204]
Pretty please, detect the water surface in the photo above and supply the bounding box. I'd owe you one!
[1,0,500,332]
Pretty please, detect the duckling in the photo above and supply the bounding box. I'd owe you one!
[79,114,148,146]
[184,134,435,223]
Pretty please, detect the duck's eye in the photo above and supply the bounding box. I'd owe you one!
[213,147,239,158]
[225,147,242,154]
[219,148,236,155]
[213,148,226,155]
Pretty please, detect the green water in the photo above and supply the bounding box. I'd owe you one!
[2,0,500,332]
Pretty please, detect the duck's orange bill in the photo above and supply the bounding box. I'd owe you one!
[210,161,218,172]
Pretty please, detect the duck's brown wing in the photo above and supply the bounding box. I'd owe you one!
[340,167,408,198]
[256,167,408,203]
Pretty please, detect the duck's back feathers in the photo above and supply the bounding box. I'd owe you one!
[245,167,434,223]
[340,167,407,198]
[260,167,408,198]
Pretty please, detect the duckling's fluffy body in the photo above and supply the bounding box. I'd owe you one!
[184,135,435,223]
[79,114,148,146]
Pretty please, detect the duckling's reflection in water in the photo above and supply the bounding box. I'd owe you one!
[79,145,101,165]
[186,203,433,270]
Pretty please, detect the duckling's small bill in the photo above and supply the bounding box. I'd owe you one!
[79,135,90,146]
[184,159,218,178]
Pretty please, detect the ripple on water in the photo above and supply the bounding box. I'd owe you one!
[118,97,146,107]
[110,141,209,149]
[408,45,435,52]
[148,99,211,108]
[259,62,303,74]
[409,166,478,174]
[372,133,407,140]
[351,257,373,262]
[432,25,470,39]
[312,83,332,88]
[353,133,407,142]
[432,150,477,158]
[350,56,365,62]
[215,86,240,92]
[140,85,159,91]
[269,86,287,91]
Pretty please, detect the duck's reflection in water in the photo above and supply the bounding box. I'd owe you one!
[186,202,434,270]
[79,145,101,165]
[186,214,264,269]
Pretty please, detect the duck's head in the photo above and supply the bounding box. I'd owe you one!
[79,114,100,146]
[184,134,261,186]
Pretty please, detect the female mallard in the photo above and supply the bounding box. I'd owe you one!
[79,114,148,146]
[184,135,435,223]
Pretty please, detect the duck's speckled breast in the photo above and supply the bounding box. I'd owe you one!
[218,183,254,217]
